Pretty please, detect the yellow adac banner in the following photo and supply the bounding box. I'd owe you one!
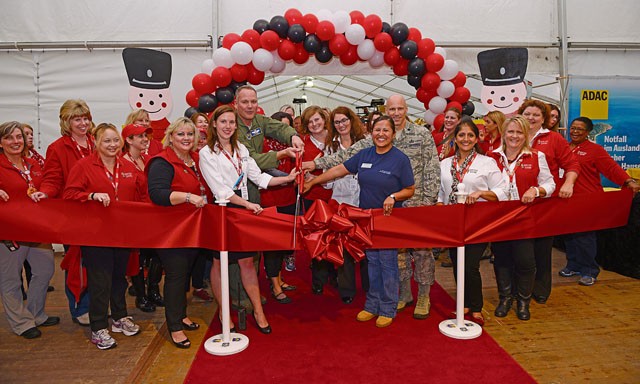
[580,89,609,120]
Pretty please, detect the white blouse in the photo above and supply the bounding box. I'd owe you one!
[199,142,272,201]
[438,154,508,204]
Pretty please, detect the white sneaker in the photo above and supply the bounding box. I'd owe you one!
[112,316,140,336]
[91,328,117,350]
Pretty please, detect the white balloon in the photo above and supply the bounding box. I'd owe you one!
[369,50,385,68]
[331,10,351,34]
[230,41,253,65]
[270,50,286,73]
[252,48,274,72]
[434,46,447,59]
[357,40,375,60]
[345,24,366,45]
[437,59,459,81]
[429,96,447,114]
[424,109,437,125]
[212,48,234,69]
[317,9,332,22]
[201,58,215,74]
[437,80,455,98]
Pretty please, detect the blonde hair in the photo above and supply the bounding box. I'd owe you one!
[0,121,29,157]
[124,109,150,126]
[484,110,506,134]
[59,99,92,136]
[501,115,532,153]
[94,123,122,152]
[163,117,197,151]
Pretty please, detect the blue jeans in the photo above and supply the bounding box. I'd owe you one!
[364,249,399,318]
[564,231,600,278]
[64,271,90,318]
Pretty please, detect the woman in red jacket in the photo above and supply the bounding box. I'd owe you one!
[0,121,58,339]
[147,117,212,349]
[64,123,147,350]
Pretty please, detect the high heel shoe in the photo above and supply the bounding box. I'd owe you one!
[252,313,271,334]
[182,320,200,331]
[171,333,191,349]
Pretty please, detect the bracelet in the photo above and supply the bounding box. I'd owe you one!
[624,179,637,187]
[185,193,191,203]
[89,193,94,200]
[530,186,540,197]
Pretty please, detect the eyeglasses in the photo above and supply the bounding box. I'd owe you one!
[333,118,350,126]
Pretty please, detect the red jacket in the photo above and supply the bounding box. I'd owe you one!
[570,140,630,194]
[0,155,43,198]
[490,149,544,197]
[302,134,333,202]
[530,130,580,196]
[479,132,501,154]
[40,135,94,198]
[63,152,148,202]
[146,139,163,157]
[147,147,213,202]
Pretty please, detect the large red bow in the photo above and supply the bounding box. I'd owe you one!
[299,200,373,266]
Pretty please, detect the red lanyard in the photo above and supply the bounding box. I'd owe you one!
[452,152,477,183]
[217,144,242,176]
[500,154,522,184]
[104,160,120,201]
[11,158,37,196]
[124,152,145,172]
[71,136,93,158]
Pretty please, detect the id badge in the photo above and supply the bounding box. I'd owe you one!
[239,185,249,200]
[509,184,519,200]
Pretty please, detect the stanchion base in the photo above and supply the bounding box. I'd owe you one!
[204,333,249,356]
[438,319,483,340]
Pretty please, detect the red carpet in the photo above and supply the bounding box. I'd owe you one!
[185,260,536,384]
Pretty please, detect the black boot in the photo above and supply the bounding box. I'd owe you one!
[147,257,165,307]
[136,296,156,312]
[516,298,531,320]
[494,266,513,317]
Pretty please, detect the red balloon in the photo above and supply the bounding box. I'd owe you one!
[416,88,429,103]
[420,72,441,91]
[363,14,382,38]
[421,90,438,108]
[293,43,310,65]
[393,58,409,76]
[446,101,463,113]
[230,64,248,82]
[350,10,365,25]
[211,67,232,88]
[259,30,280,51]
[451,71,467,88]
[433,114,445,131]
[407,27,422,43]
[339,45,359,66]
[373,32,393,52]
[302,14,319,34]
[451,87,471,104]
[329,34,350,56]
[383,47,401,66]
[425,53,445,72]
[241,29,261,51]
[278,39,296,61]
[256,106,265,115]
[186,89,199,107]
[284,8,303,25]
[222,33,241,49]
[417,38,436,59]
[316,20,336,41]
[245,63,265,85]
[192,73,215,94]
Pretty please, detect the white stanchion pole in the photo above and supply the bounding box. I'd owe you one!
[439,189,482,339]
[204,198,249,356]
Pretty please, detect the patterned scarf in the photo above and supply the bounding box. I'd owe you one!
[448,148,477,204]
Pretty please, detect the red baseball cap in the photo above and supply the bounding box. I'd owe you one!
[122,124,152,138]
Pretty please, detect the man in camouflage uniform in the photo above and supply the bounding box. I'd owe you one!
[305,95,440,319]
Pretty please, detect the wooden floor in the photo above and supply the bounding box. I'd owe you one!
[1,248,639,384]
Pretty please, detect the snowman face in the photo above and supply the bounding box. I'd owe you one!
[128,86,173,121]
[480,82,527,115]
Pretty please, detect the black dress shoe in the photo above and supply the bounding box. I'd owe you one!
[47,285,55,292]
[171,336,191,349]
[39,316,60,327]
[182,321,200,331]
[312,284,323,295]
[494,296,513,318]
[252,314,272,334]
[516,299,531,321]
[532,294,547,304]
[128,285,137,297]
[136,297,156,313]
[149,292,165,307]
[20,327,41,339]
[341,296,353,304]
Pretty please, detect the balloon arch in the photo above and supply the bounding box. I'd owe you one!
[186,9,474,129]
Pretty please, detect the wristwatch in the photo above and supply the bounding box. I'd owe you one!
[389,194,396,201]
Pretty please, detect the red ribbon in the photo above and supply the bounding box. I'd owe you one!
[299,200,373,266]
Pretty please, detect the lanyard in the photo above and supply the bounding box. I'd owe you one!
[500,153,523,185]
[104,159,120,201]
[217,143,243,176]
[11,158,37,196]
[452,152,477,183]
[184,157,208,200]
[70,136,93,159]
[124,152,145,172]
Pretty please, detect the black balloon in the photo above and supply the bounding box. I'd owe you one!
[253,19,270,34]
[269,15,289,38]
[407,74,422,89]
[184,107,198,118]
[390,22,409,45]
[198,94,218,113]
[288,24,306,43]
[407,57,425,77]
[462,101,475,116]
[400,40,418,60]
[315,42,333,63]
[381,22,391,34]
[303,34,322,53]
[215,87,235,104]
[229,81,247,93]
